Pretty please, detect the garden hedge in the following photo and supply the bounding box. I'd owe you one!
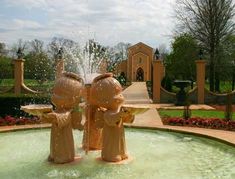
[0,93,51,117]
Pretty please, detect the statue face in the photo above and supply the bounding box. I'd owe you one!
[108,93,124,110]
[114,93,124,105]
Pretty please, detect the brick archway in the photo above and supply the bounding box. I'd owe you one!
[136,67,144,81]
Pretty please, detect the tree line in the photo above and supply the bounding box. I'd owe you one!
[0,38,131,85]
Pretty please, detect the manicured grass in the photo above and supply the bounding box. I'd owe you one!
[158,109,235,120]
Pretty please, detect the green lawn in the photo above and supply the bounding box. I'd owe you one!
[205,81,234,93]
[158,109,235,120]
[0,79,54,87]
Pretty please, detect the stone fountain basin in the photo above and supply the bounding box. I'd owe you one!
[0,128,235,178]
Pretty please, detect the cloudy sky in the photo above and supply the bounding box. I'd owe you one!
[0,0,176,48]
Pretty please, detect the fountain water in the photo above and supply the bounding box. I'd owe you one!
[1,128,235,178]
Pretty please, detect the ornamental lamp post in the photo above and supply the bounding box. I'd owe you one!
[154,48,160,60]
[199,49,203,60]
[55,47,65,79]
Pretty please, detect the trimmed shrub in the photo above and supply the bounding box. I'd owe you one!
[0,93,51,117]
[161,75,173,92]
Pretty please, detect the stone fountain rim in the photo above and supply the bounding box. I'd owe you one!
[1,123,235,148]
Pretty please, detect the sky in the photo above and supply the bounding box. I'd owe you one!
[0,0,176,49]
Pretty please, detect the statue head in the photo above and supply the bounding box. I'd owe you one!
[90,73,124,109]
[51,72,83,109]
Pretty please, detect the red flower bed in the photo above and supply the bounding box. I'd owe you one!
[162,117,235,131]
[0,116,41,126]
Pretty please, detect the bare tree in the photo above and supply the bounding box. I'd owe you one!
[158,43,169,60]
[176,0,235,92]
[10,39,29,58]
[106,42,131,73]
[30,39,44,54]
[0,42,7,57]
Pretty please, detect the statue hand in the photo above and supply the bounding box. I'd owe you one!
[42,112,57,124]
[119,110,134,123]
[120,110,132,118]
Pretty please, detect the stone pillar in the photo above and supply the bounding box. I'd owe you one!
[196,60,206,104]
[153,60,163,103]
[13,58,25,94]
[56,59,64,79]
[160,62,165,81]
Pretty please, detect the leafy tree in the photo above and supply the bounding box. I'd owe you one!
[0,42,7,57]
[218,34,235,91]
[116,72,127,86]
[176,0,235,92]
[166,33,199,81]
[0,56,13,84]
[25,39,53,84]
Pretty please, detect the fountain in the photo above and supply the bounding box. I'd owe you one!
[4,41,235,178]
[173,80,191,106]
[21,72,148,164]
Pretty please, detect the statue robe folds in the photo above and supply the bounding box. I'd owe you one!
[44,111,75,164]
[100,110,134,162]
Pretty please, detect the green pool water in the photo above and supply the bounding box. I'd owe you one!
[0,129,235,179]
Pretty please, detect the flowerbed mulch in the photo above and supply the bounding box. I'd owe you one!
[162,117,235,132]
[0,116,41,126]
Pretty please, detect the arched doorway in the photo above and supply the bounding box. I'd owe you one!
[136,68,144,81]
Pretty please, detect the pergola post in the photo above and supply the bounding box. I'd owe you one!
[196,60,206,104]
[153,60,163,103]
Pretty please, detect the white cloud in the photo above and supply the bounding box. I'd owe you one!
[0,19,43,30]
[1,0,176,48]
[4,0,47,9]
[13,19,43,29]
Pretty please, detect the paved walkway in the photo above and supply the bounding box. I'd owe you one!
[122,82,163,127]
[122,82,235,147]
[122,82,153,104]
